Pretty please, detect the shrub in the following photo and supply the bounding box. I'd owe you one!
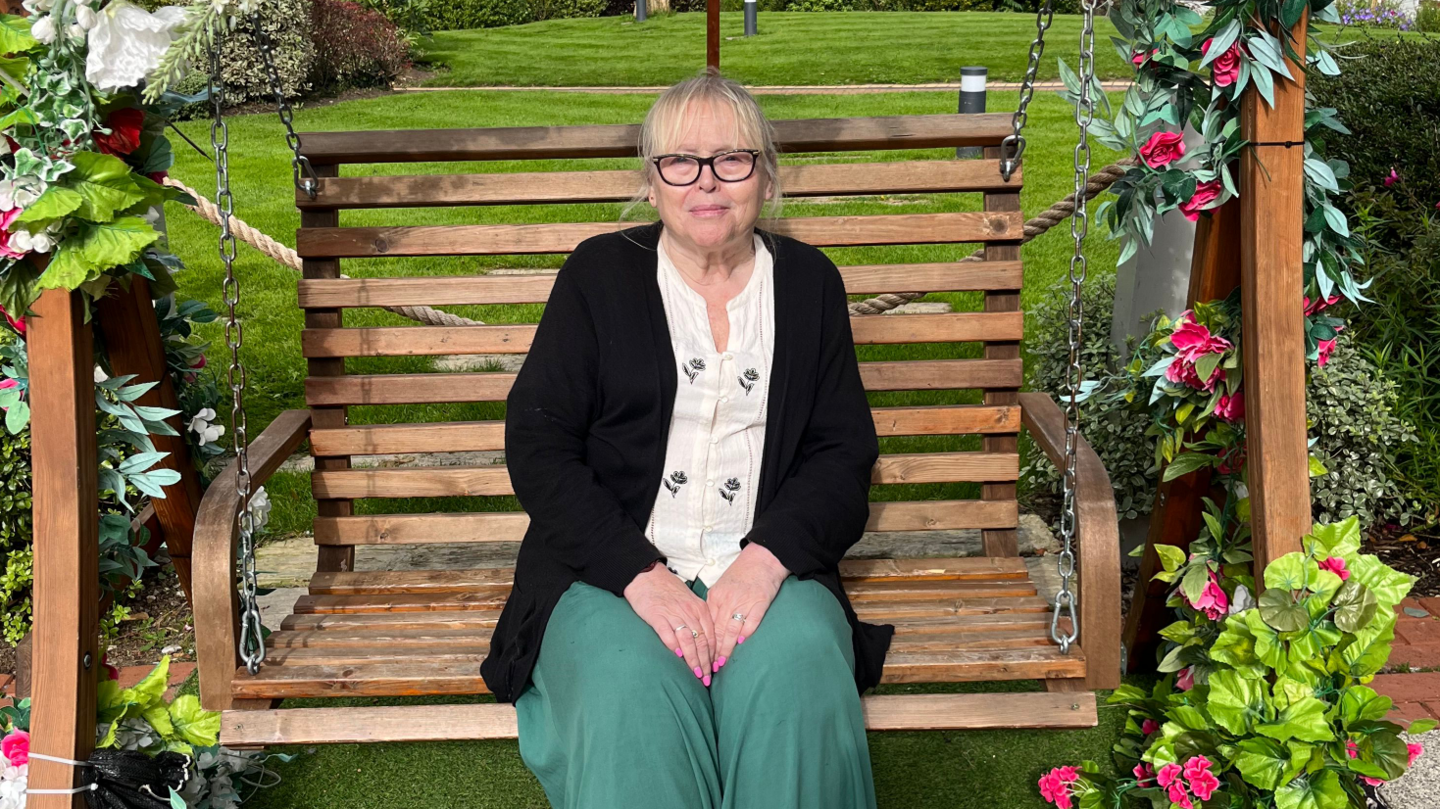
[205,0,316,102]
[1421,0,1440,32]
[0,423,31,647]
[530,0,608,20]
[1333,0,1417,28]
[309,0,413,91]
[422,0,534,29]
[1310,38,1440,224]
[1022,274,1160,522]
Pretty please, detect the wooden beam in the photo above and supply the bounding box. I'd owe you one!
[707,0,719,70]
[95,277,204,602]
[1240,19,1310,573]
[980,145,1023,557]
[28,289,100,808]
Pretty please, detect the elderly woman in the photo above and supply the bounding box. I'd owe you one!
[478,70,894,809]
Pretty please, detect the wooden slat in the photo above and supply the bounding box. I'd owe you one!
[300,160,1024,209]
[305,360,1021,405]
[230,645,1083,699]
[281,610,503,632]
[296,261,1023,309]
[295,212,1024,259]
[311,497,1019,545]
[296,113,1017,164]
[220,690,1094,746]
[310,452,1015,498]
[300,313,1022,358]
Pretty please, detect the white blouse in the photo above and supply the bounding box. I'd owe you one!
[646,232,775,587]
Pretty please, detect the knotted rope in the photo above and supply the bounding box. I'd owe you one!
[166,159,1135,324]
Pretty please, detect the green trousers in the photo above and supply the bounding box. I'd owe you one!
[515,574,878,809]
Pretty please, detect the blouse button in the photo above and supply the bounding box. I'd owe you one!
[707,558,718,566]
[720,396,729,403]
[703,524,713,532]
[706,478,714,486]
[722,352,733,361]
[709,437,719,445]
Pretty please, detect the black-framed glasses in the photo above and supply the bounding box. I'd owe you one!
[652,149,760,186]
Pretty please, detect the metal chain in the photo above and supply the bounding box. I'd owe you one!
[1051,0,1097,655]
[999,0,1055,181]
[213,39,266,676]
[251,13,318,199]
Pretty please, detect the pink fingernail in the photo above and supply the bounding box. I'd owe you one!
[737,636,745,644]
[712,660,719,673]
[694,666,703,678]
[718,656,727,667]
[676,647,684,657]
[703,675,711,686]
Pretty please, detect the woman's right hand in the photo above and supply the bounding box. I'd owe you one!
[624,565,716,686]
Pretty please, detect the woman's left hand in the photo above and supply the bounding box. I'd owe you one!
[705,543,790,675]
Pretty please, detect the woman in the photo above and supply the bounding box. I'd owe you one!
[479,69,894,809]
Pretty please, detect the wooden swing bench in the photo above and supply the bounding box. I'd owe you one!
[192,113,1121,747]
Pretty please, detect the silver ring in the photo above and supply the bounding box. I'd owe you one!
[675,624,698,638]
[732,612,745,622]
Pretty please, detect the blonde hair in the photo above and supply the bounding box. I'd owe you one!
[620,67,784,224]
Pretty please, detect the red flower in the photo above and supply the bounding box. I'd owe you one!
[148,170,169,185]
[1140,718,1160,736]
[1217,444,1246,475]
[1176,666,1196,691]
[94,107,145,157]
[1304,294,1340,316]
[1317,336,1339,367]
[1,728,28,766]
[1201,37,1243,88]
[0,303,23,336]
[1140,130,1186,169]
[1215,389,1245,423]
[1179,180,1223,221]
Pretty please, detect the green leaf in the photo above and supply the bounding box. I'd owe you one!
[1259,588,1308,632]
[14,186,82,226]
[1348,555,1415,610]
[1211,615,1264,673]
[1236,737,1306,790]
[1321,204,1349,238]
[170,788,188,809]
[124,656,171,713]
[1308,455,1328,477]
[1163,452,1215,482]
[1181,564,1210,608]
[1265,553,1314,591]
[1155,543,1187,573]
[77,216,161,271]
[1208,669,1267,734]
[1409,719,1438,734]
[1275,770,1347,809]
[1307,517,1362,559]
[66,151,144,222]
[168,694,220,747]
[1362,732,1411,780]
[1339,621,1396,678]
[1257,695,1333,743]
[38,240,102,292]
[1332,579,1379,633]
[1194,351,1223,387]
[141,703,176,739]
[0,14,37,54]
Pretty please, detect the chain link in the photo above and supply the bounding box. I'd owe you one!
[212,39,266,676]
[999,0,1055,181]
[1050,0,1097,655]
[251,14,318,199]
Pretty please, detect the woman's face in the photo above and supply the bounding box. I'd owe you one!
[648,101,772,254]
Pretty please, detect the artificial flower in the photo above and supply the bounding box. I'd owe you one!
[0,208,25,260]
[94,365,107,384]
[1,731,27,766]
[1189,571,1229,620]
[248,486,271,532]
[1183,756,1219,801]
[189,406,225,446]
[1384,169,1400,187]
[94,107,145,156]
[1176,666,1196,691]
[1215,389,1245,423]
[1318,555,1350,581]
[1178,180,1223,221]
[1140,718,1160,736]
[30,14,55,44]
[1140,130,1186,169]
[1201,38,1243,88]
[1228,583,1255,613]
[1304,294,1340,316]
[1317,336,1339,368]
[1170,316,1233,362]
[1132,762,1155,786]
[84,1,189,93]
[1038,766,1080,809]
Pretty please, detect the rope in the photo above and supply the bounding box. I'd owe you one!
[848,159,1135,315]
[163,178,485,328]
[165,160,1135,324]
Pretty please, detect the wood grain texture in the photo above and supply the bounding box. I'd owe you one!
[295,211,1024,259]
[296,260,1025,308]
[981,144,1023,558]
[220,691,1095,746]
[297,160,1024,209]
[28,289,100,808]
[1020,392,1122,690]
[295,113,1016,164]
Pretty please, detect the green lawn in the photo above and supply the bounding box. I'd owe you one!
[164,88,1124,536]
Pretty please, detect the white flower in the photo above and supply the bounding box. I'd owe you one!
[0,763,26,809]
[94,365,107,384]
[189,406,224,446]
[22,0,53,13]
[75,5,96,28]
[30,14,55,44]
[9,228,55,255]
[68,22,85,42]
[84,1,189,93]
[1228,584,1255,614]
[0,178,42,212]
[247,486,272,532]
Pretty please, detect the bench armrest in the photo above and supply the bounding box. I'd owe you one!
[1018,392,1121,690]
[194,409,312,711]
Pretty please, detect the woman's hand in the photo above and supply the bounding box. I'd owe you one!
[624,565,717,686]
[705,544,790,675]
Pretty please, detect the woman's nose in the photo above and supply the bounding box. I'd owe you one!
[695,163,720,190]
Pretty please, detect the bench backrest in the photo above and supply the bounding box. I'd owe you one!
[293,113,1028,558]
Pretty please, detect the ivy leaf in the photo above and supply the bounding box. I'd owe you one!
[1332,579,1379,633]
[1257,695,1332,743]
[14,186,83,225]
[77,216,161,271]
[1339,685,1393,728]
[1275,770,1347,809]
[1348,555,1415,610]
[1259,588,1308,632]
[66,151,145,222]
[1208,669,1267,734]
[1155,543,1188,573]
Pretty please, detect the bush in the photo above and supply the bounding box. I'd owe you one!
[1310,38,1440,223]
[1421,0,1440,32]
[1022,274,1160,522]
[0,417,32,646]
[1333,0,1417,28]
[309,0,413,91]
[206,0,316,102]
[421,0,534,29]
[530,0,608,19]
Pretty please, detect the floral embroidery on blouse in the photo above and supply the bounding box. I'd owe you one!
[662,470,688,497]
[683,357,706,383]
[719,477,741,504]
[739,367,759,394]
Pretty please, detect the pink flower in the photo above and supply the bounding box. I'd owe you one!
[1318,556,1350,581]
[1133,762,1156,786]
[1347,739,1360,759]
[1317,337,1339,368]
[1141,718,1160,736]
[1304,294,1340,316]
[1384,169,1400,187]
[1176,666,1196,691]
[1179,180,1223,221]
[1166,356,1224,391]
[1190,572,1230,620]
[1201,37,1243,88]
[1167,782,1194,809]
[190,354,207,370]
[1,729,28,766]
[1408,743,1423,767]
[0,207,26,261]
[1158,763,1183,787]
[1215,389,1245,423]
[101,651,120,682]
[1361,775,1385,787]
[1217,444,1246,475]
[1038,767,1080,809]
[1171,317,1234,362]
[1184,756,1220,801]
[1132,50,1147,66]
[1140,131,1186,169]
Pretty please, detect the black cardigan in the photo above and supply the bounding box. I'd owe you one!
[479,221,894,703]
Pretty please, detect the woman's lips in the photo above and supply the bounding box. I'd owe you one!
[690,206,728,217]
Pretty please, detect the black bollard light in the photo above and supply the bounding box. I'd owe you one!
[956,66,987,159]
[744,0,757,37]
[636,0,646,22]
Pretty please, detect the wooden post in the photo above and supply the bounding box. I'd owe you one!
[95,277,205,602]
[981,146,1021,557]
[28,288,100,809]
[706,0,719,70]
[1240,20,1310,573]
